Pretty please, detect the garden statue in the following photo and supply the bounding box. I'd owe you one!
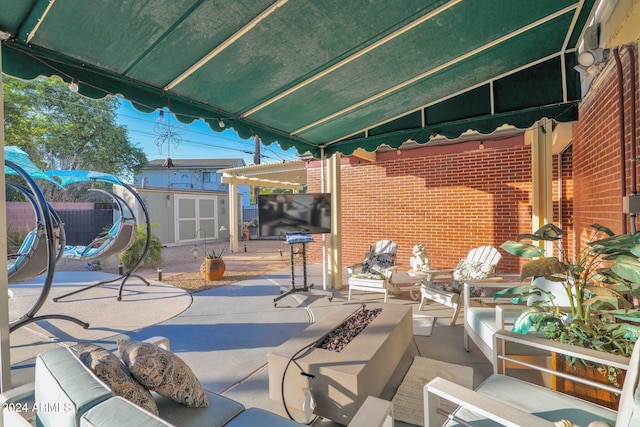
[410,244,430,272]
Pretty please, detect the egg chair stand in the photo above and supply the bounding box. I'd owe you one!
[53,181,151,302]
[5,159,89,333]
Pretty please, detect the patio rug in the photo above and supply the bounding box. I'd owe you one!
[412,314,435,336]
[392,356,473,426]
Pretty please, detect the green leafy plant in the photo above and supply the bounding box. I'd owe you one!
[119,225,163,269]
[6,224,26,253]
[497,223,640,358]
[204,245,226,259]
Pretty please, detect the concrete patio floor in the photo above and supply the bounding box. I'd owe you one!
[7,239,494,426]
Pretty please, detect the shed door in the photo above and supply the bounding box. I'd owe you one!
[175,196,218,243]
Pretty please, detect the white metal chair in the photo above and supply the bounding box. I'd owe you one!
[463,276,568,367]
[418,246,501,325]
[347,240,400,303]
[425,329,637,427]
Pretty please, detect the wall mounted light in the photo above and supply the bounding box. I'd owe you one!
[578,48,609,67]
[69,78,79,92]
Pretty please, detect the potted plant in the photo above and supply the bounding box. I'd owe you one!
[497,223,640,407]
[242,221,256,241]
[200,245,226,281]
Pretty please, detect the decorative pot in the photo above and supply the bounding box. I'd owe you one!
[552,352,624,410]
[201,258,226,280]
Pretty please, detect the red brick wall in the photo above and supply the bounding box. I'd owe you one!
[306,134,570,274]
[559,146,575,262]
[572,48,639,252]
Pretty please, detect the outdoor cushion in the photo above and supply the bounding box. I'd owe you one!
[75,343,159,415]
[80,396,171,427]
[35,347,113,427]
[118,339,208,408]
[445,375,617,426]
[357,249,396,279]
[427,259,495,297]
[225,408,301,426]
[156,392,245,427]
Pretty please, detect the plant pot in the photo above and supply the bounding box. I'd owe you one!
[552,352,625,410]
[201,258,226,280]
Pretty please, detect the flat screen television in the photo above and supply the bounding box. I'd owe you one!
[257,193,331,236]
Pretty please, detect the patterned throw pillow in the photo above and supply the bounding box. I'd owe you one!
[452,259,495,282]
[361,248,396,279]
[118,339,209,408]
[426,259,495,297]
[75,343,159,415]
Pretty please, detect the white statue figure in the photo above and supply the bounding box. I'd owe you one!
[410,244,430,272]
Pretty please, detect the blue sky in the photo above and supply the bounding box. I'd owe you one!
[116,99,300,165]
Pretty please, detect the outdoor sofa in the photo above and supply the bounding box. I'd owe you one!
[0,336,392,426]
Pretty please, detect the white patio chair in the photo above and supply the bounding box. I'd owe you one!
[463,276,570,367]
[418,246,501,325]
[347,240,400,303]
[425,329,637,427]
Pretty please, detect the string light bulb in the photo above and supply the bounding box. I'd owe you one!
[218,118,225,128]
[479,141,485,150]
[69,78,79,93]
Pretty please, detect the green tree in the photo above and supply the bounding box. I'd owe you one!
[3,76,147,200]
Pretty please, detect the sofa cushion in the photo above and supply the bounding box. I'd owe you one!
[35,347,113,427]
[80,397,171,427]
[156,391,244,427]
[76,343,159,415]
[118,339,208,408]
[446,375,617,426]
[225,407,301,426]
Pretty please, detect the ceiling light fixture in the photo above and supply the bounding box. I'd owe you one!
[69,78,79,92]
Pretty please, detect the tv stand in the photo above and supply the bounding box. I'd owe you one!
[273,233,333,307]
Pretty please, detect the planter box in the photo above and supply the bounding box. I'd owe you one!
[552,352,625,410]
[268,303,412,425]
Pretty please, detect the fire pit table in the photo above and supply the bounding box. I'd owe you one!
[268,303,412,425]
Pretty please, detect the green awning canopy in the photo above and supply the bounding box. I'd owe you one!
[1,0,594,158]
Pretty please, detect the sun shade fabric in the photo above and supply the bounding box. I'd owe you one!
[4,146,59,184]
[46,169,122,187]
[0,0,594,157]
